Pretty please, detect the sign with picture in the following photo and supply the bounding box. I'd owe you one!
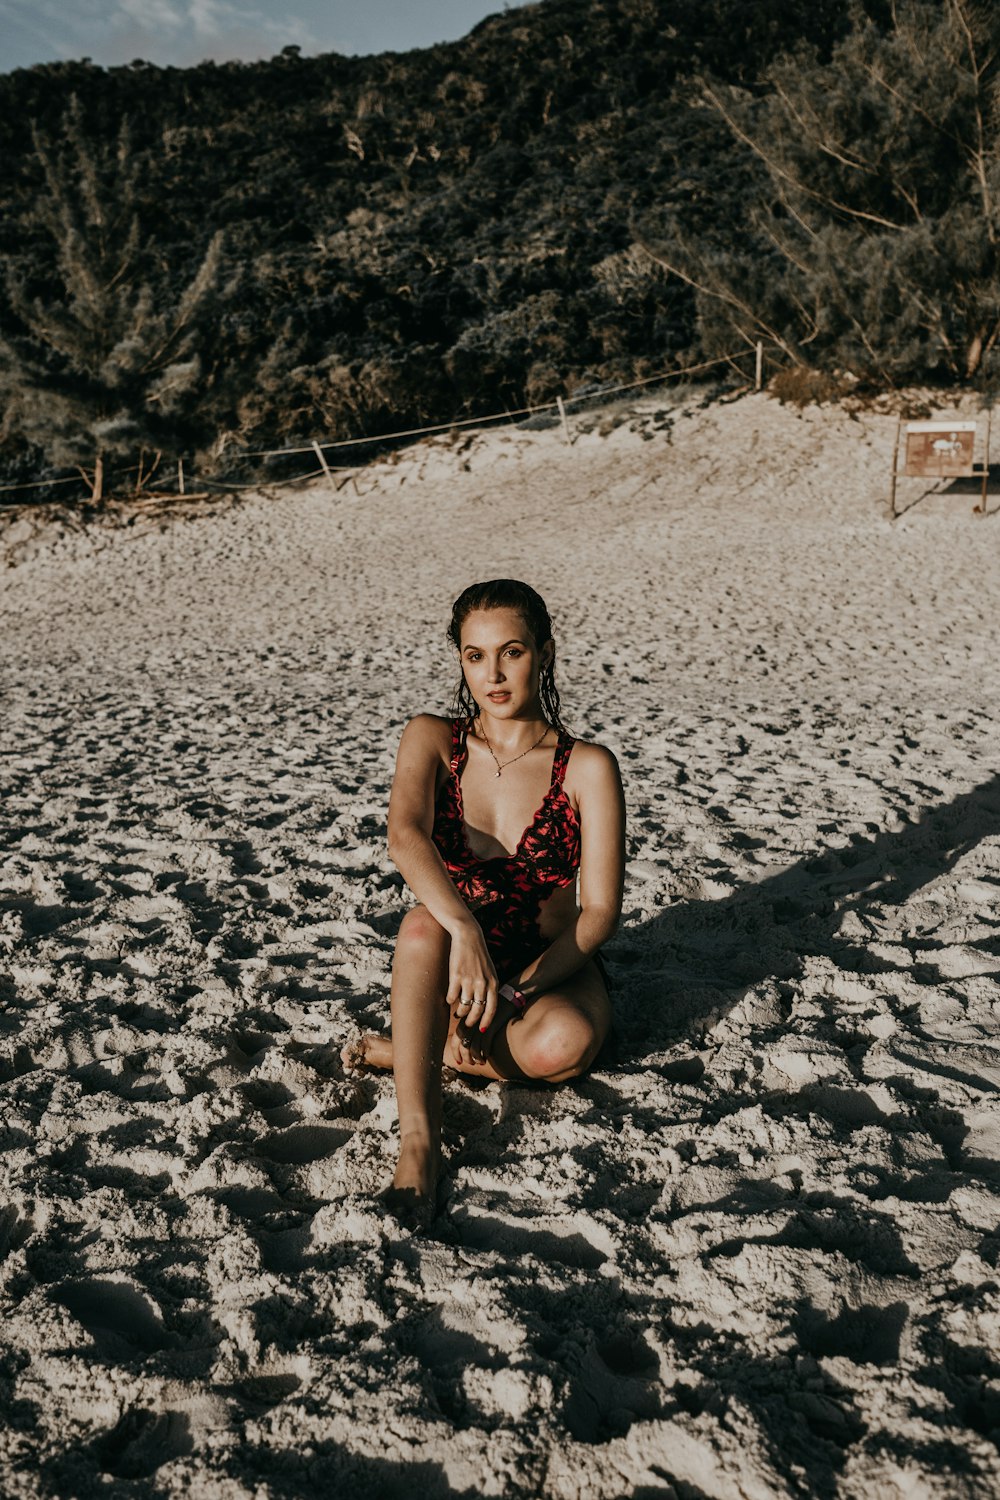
[904,421,977,477]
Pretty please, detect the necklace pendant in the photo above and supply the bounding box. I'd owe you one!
[495,769,502,777]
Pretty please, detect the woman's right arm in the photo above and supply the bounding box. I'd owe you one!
[386,717,499,1022]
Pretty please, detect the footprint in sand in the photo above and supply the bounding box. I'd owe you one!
[452,1206,616,1270]
[92,1407,193,1480]
[52,1279,172,1364]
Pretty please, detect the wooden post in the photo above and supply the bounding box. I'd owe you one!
[981,409,992,516]
[556,395,571,445]
[312,440,339,497]
[93,454,104,505]
[755,341,763,391]
[889,417,901,519]
[178,458,186,496]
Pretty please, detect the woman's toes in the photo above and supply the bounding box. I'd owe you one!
[380,1183,437,1234]
[341,1033,367,1072]
[342,1031,394,1072]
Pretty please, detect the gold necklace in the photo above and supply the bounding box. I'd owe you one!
[476,718,550,777]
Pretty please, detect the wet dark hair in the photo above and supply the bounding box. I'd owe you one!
[448,578,565,730]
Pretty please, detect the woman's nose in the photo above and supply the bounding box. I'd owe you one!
[488,660,506,683]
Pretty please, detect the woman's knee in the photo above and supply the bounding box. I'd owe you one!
[517,1008,600,1081]
[396,905,449,957]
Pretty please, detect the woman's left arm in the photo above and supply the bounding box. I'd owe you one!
[512,743,625,1000]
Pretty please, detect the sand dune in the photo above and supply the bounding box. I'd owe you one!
[2,390,1000,1497]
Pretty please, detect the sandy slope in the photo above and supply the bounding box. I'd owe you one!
[2,389,1000,1499]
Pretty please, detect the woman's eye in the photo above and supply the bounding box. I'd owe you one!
[506,649,522,658]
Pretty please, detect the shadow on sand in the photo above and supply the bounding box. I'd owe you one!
[557,773,1000,1493]
[605,769,1000,1064]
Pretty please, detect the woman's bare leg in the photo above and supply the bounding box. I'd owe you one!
[345,958,612,1088]
[380,907,453,1218]
[469,960,611,1082]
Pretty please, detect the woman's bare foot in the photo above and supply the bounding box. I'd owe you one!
[341,1031,393,1072]
[394,1134,441,1197]
[342,1025,498,1096]
[381,1134,442,1231]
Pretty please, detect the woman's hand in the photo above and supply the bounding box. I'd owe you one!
[445,922,499,1042]
[454,991,519,1066]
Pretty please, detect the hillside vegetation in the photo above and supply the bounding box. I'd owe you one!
[1,0,994,501]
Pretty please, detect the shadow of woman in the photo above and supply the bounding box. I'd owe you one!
[604,769,1000,1070]
[563,773,1000,1492]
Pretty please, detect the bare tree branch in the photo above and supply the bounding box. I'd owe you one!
[702,82,911,232]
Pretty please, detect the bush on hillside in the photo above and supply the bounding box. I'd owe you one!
[0,98,230,498]
[640,0,1000,388]
[0,0,916,499]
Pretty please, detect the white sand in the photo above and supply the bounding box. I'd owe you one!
[2,390,1000,1497]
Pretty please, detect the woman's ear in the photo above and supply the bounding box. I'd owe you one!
[540,638,555,669]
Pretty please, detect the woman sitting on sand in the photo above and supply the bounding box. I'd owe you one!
[343,578,625,1220]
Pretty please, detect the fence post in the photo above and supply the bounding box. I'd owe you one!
[178,458,185,496]
[755,342,763,391]
[556,395,571,445]
[312,440,339,498]
[889,417,901,519]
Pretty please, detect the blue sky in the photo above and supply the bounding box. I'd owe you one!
[0,1,538,73]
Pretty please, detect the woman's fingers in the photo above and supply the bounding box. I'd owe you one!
[477,978,499,1033]
[458,981,487,1018]
[445,941,499,1052]
[456,1022,486,1065]
[450,981,478,1016]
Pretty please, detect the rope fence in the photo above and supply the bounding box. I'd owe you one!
[238,349,754,460]
[0,345,760,503]
[0,455,172,495]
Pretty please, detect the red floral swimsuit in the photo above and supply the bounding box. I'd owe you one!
[431,718,581,982]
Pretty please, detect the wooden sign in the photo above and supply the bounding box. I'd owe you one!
[904,421,977,477]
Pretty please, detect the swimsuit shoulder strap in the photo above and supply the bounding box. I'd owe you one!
[550,730,575,787]
[449,717,470,776]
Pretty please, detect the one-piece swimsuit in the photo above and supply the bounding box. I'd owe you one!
[431,717,581,982]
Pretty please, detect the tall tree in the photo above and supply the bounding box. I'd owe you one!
[639,0,1000,385]
[0,98,229,499]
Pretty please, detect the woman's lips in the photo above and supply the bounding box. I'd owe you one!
[487,691,511,701]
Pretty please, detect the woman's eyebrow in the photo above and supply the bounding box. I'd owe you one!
[463,639,527,651]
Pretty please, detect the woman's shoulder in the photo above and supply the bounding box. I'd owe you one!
[399,714,459,751]
[401,712,456,734]
[566,732,620,780]
[566,734,619,768]
[563,737,625,823]
[564,734,623,790]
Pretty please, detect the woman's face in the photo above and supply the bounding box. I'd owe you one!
[459,607,553,720]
